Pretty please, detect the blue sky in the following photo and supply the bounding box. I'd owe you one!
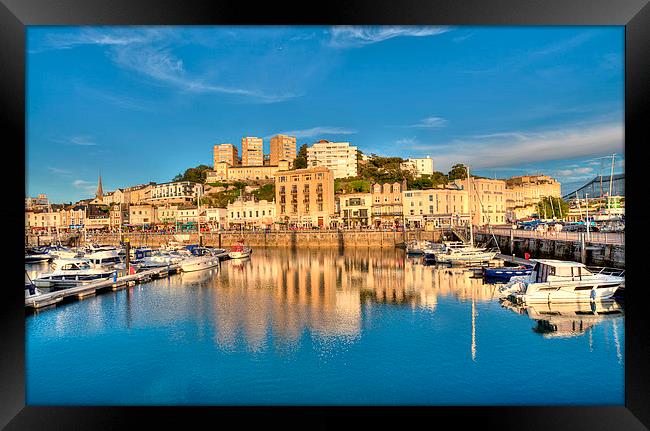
[26,26,624,203]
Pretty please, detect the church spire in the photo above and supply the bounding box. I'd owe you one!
[96,173,104,201]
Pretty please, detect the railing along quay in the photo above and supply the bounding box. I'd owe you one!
[25,264,182,310]
[477,227,624,245]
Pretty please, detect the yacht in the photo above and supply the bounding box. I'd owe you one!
[137,250,186,270]
[84,250,123,270]
[42,244,81,259]
[180,247,221,272]
[503,259,625,304]
[405,240,431,255]
[25,248,52,263]
[228,242,252,259]
[433,241,500,265]
[32,258,115,291]
[483,264,533,283]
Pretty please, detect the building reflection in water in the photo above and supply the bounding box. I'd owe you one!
[206,249,501,355]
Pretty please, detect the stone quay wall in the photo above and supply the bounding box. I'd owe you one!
[476,232,625,268]
[28,230,444,249]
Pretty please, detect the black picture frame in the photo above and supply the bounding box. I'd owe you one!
[2,0,648,429]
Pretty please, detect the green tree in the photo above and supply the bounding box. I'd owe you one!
[447,164,468,181]
[536,196,569,220]
[251,183,276,201]
[293,144,308,169]
[172,164,212,183]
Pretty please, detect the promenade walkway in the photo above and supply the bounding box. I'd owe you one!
[476,227,624,245]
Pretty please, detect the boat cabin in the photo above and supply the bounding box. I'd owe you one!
[57,260,92,271]
[531,260,593,283]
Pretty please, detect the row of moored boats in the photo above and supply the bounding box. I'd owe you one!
[25,241,252,297]
[404,239,625,305]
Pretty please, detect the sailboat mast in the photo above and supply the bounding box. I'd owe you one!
[466,165,473,247]
[608,153,615,215]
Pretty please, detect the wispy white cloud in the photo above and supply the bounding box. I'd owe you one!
[72,179,97,194]
[269,127,358,140]
[395,137,418,146]
[408,116,448,129]
[110,44,299,103]
[556,167,594,176]
[48,167,72,175]
[328,26,451,48]
[412,121,624,172]
[70,136,98,146]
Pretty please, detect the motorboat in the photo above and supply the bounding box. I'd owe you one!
[433,241,500,265]
[405,240,432,255]
[180,247,221,272]
[41,244,81,259]
[483,264,533,283]
[137,250,186,270]
[228,242,252,259]
[422,243,445,260]
[25,248,52,263]
[32,258,115,290]
[84,250,123,270]
[504,259,625,304]
[209,248,230,260]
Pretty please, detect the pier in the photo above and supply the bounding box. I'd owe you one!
[26,264,182,310]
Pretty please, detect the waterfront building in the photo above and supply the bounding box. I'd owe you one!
[227,197,276,229]
[109,203,128,230]
[505,174,562,221]
[25,210,61,231]
[148,181,202,205]
[339,192,372,228]
[58,206,86,230]
[25,193,49,210]
[453,177,507,226]
[306,140,358,179]
[207,160,290,182]
[402,186,470,229]
[128,204,157,227]
[242,136,264,166]
[274,166,335,228]
[370,181,405,228]
[176,206,199,229]
[156,204,179,225]
[401,156,434,177]
[122,183,155,204]
[213,143,239,168]
[203,207,228,230]
[269,134,297,166]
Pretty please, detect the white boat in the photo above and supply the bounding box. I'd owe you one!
[180,247,220,272]
[433,241,500,265]
[228,242,252,259]
[405,240,432,255]
[505,259,625,304]
[43,245,81,259]
[137,250,186,270]
[25,249,52,263]
[32,258,115,290]
[84,250,123,270]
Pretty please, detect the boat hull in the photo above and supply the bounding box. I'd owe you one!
[510,282,623,304]
[228,251,250,259]
[180,256,220,272]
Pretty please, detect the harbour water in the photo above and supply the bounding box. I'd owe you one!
[26,249,624,405]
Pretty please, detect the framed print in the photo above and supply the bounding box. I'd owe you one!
[2,0,649,429]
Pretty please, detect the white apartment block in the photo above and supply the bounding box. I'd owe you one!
[148,181,203,204]
[406,156,434,177]
[306,140,358,179]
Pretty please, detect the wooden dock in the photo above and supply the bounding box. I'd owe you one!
[496,254,533,266]
[25,264,181,310]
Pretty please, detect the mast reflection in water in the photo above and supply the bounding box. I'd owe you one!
[26,248,624,405]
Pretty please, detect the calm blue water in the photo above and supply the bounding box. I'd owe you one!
[26,249,625,405]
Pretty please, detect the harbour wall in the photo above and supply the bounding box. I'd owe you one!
[27,230,444,249]
[475,233,625,268]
